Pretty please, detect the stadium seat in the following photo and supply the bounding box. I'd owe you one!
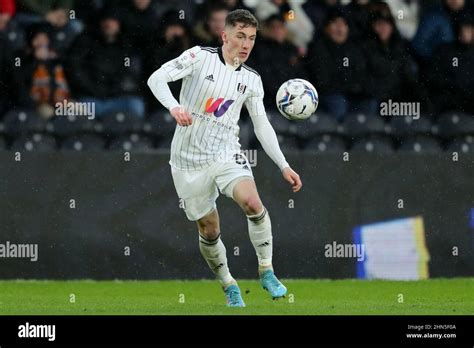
[389,116,434,137]
[0,135,7,150]
[11,133,57,151]
[351,135,395,153]
[108,134,155,152]
[4,27,26,52]
[446,135,474,153]
[267,111,292,135]
[3,109,48,135]
[437,112,474,138]
[102,111,144,136]
[60,134,106,151]
[48,114,96,137]
[398,135,443,153]
[276,134,300,151]
[294,112,339,140]
[342,113,386,137]
[143,110,177,138]
[304,134,346,153]
[155,138,172,149]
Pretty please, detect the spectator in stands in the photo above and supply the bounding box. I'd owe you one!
[16,0,72,26]
[194,3,228,46]
[153,0,197,24]
[66,8,145,118]
[364,12,422,108]
[0,0,15,14]
[428,15,474,114]
[122,0,161,57]
[251,14,305,107]
[412,0,472,62]
[0,38,20,115]
[0,0,26,52]
[305,10,375,121]
[16,0,82,55]
[302,0,341,39]
[344,0,371,41]
[73,0,111,32]
[195,0,251,20]
[385,0,420,40]
[223,0,251,12]
[0,0,15,31]
[244,0,314,52]
[17,24,70,119]
[144,10,194,112]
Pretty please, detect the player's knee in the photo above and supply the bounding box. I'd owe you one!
[197,219,220,240]
[243,196,263,216]
[199,225,220,241]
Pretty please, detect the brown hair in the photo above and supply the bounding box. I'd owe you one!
[225,9,259,30]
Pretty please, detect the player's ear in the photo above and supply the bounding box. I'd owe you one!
[222,30,227,44]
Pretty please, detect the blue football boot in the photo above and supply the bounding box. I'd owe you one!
[260,270,287,299]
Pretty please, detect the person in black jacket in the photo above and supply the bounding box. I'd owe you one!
[122,0,161,58]
[144,10,194,112]
[305,10,376,121]
[194,2,229,47]
[344,0,371,41]
[250,14,305,108]
[0,37,19,116]
[66,7,144,118]
[428,15,474,114]
[364,12,422,108]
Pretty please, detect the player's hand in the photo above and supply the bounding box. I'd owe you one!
[170,106,192,126]
[282,167,302,192]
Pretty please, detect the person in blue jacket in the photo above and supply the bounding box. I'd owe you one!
[412,0,471,61]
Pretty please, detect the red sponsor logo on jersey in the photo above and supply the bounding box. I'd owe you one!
[205,98,234,117]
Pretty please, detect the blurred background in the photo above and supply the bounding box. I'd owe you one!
[0,1,473,281]
[0,0,472,153]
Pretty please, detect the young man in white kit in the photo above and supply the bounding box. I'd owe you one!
[147,9,302,307]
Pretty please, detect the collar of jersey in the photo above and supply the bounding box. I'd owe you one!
[218,46,242,71]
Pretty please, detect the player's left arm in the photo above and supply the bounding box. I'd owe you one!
[245,78,302,192]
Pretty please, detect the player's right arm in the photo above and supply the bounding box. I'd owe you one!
[147,45,203,126]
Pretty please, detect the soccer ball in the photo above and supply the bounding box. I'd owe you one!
[276,79,319,121]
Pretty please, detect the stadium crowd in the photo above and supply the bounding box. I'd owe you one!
[0,0,473,153]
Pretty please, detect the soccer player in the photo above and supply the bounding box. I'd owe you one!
[147,9,302,307]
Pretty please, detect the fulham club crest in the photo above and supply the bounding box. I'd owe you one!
[237,83,247,94]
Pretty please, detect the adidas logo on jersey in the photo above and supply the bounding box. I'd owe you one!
[205,74,214,82]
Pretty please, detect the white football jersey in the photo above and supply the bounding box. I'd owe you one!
[160,45,266,171]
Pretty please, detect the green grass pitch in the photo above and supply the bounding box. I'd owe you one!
[0,278,472,315]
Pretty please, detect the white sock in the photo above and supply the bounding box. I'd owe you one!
[247,206,273,272]
[199,233,234,287]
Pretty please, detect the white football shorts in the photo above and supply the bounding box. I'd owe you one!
[171,153,254,221]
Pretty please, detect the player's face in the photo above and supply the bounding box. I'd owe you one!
[223,23,257,64]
